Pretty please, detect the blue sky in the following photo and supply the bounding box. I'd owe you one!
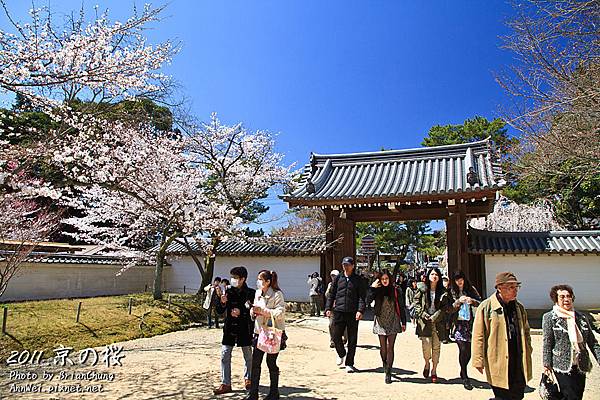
[1,1,518,232]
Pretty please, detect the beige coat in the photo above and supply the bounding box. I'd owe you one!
[250,287,286,334]
[471,293,533,389]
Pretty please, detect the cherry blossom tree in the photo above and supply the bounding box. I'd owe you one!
[0,2,175,104]
[469,195,563,232]
[0,4,292,301]
[271,208,326,237]
[59,119,243,300]
[61,113,292,300]
[179,113,292,291]
[0,197,61,298]
[0,2,177,197]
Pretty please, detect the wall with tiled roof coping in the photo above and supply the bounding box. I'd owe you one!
[163,235,327,257]
[469,229,600,254]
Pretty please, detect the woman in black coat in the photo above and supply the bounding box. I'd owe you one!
[367,269,407,384]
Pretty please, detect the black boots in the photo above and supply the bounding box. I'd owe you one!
[243,390,258,400]
[243,377,259,400]
[264,368,280,400]
[384,366,392,384]
[264,391,280,400]
[462,378,473,390]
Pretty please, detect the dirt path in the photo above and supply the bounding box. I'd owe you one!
[2,317,599,399]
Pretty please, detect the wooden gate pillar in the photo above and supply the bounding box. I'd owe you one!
[324,208,335,278]
[324,208,355,276]
[446,203,468,279]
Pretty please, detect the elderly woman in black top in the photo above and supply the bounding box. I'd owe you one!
[542,284,600,400]
[449,271,481,391]
[367,269,407,384]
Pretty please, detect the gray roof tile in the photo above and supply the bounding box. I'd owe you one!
[284,139,504,205]
[164,236,326,256]
[469,229,600,254]
[0,251,145,265]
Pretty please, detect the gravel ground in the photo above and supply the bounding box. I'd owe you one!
[1,316,599,400]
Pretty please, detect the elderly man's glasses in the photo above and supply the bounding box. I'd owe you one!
[500,284,521,290]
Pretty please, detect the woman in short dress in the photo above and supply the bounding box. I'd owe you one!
[367,269,407,384]
[449,271,481,390]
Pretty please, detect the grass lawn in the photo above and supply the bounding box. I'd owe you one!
[0,293,205,361]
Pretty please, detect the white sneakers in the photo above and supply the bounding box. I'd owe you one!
[336,355,357,372]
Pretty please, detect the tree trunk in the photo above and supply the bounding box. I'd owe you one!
[200,237,221,290]
[153,252,165,300]
[153,232,179,300]
[392,248,409,277]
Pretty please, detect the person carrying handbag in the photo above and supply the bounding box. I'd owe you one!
[542,284,600,400]
[246,270,286,400]
[448,271,481,391]
[414,267,452,383]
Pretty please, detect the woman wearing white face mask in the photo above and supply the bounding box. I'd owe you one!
[245,270,285,400]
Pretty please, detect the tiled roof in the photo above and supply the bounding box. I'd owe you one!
[283,139,504,205]
[469,229,600,255]
[0,251,144,265]
[165,236,327,256]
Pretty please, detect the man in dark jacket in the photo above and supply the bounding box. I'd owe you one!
[213,266,256,395]
[325,256,367,373]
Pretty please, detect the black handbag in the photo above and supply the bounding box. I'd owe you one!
[280,331,288,351]
[538,370,560,400]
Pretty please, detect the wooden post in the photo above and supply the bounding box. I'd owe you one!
[324,209,335,278]
[332,210,356,272]
[144,284,148,292]
[128,298,133,315]
[183,285,186,294]
[468,253,486,296]
[2,306,7,335]
[76,302,82,323]
[168,294,172,309]
[446,203,468,279]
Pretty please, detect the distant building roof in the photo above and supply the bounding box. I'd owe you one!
[165,236,327,257]
[284,139,504,207]
[469,229,600,255]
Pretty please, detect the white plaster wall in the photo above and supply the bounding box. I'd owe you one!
[485,254,600,309]
[1,262,159,302]
[165,255,320,301]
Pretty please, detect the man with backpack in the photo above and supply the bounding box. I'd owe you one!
[307,272,323,317]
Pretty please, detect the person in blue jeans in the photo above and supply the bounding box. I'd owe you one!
[213,266,255,396]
